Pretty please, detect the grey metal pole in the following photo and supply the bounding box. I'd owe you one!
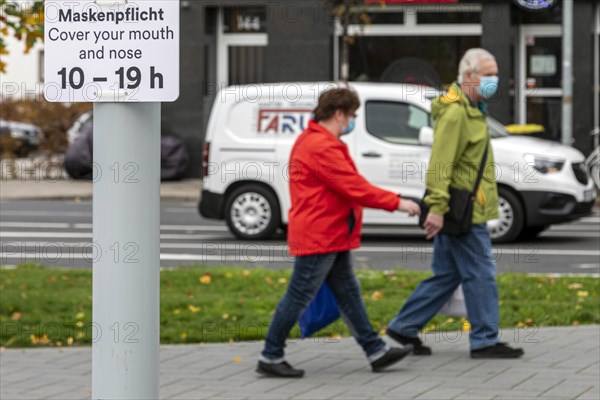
[562,0,574,145]
[92,102,161,399]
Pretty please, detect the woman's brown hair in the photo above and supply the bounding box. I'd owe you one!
[313,88,360,122]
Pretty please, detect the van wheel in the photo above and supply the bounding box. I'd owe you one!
[488,188,524,244]
[225,185,281,240]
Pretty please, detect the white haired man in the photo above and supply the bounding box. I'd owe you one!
[386,48,524,359]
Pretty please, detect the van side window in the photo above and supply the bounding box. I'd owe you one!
[365,101,432,145]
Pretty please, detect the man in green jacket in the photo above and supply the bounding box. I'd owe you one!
[386,48,524,359]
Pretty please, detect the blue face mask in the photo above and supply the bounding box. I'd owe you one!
[477,75,499,99]
[342,118,355,136]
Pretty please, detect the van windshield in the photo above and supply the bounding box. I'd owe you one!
[487,117,509,139]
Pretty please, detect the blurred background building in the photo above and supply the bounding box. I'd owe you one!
[2,0,598,178]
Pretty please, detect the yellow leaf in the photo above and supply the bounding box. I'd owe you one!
[173,309,181,315]
[577,291,589,298]
[265,277,273,284]
[525,318,534,327]
[371,291,384,301]
[278,277,287,284]
[199,274,212,285]
[222,313,229,320]
[516,321,524,328]
[242,269,251,277]
[67,337,74,345]
[180,332,188,340]
[76,312,85,320]
[188,305,201,313]
[55,341,63,347]
[568,283,583,290]
[233,356,242,363]
[76,332,84,339]
[462,321,471,331]
[11,312,22,321]
[225,272,233,279]
[76,321,84,328]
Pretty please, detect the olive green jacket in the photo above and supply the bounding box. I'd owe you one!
[425,83,499,223]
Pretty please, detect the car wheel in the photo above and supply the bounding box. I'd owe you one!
[518,225,549,240]
[225,184,281,240]
[487,187,525,244]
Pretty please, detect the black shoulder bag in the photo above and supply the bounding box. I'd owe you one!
[419,141,489,236]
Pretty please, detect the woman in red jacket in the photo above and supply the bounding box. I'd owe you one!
[257,87,421,378]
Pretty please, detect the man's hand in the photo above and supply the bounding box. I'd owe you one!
[398,199,421,217]
[423,213,444,240]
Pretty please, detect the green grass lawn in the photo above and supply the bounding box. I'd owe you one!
[0,264,598,348]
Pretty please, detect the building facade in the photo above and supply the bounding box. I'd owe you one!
[168,0,599,177]
[2,1,598,177]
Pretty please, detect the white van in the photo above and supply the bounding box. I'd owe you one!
[199,82,596,243]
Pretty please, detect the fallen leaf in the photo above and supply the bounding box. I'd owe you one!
[173,309,182,315]
[199,274,212,285]
[278,277,287,284]
[55,341,63,347]
[462,321,471,331]
[222,313,229,320]
[568,283,583,290]
[186,291,194,298]
[242,269,251,277]
[577,291,589,298]
[180,332,188,340]
[76,312,85,320]
[76,321,84,328]
[265,277,273,284]
[516,321,524,328]
[188,305,201,313]
[48,276,58,283]
[10,312,22,321]
[76,332,84,339]
[225,272,234,279]
[371,291,384,301]
[525,318,535,327]
[233,356,242,363]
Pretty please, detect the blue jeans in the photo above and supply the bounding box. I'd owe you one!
[261,251,389,363]
[388,224,499,350]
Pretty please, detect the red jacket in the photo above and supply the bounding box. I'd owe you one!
[287,120,401,256]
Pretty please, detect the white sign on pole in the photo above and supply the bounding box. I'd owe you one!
[44,0,179,102]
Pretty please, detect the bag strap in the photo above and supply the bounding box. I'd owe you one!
[471,136,490,196]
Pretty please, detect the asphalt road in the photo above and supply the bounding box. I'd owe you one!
[0,200,598,275]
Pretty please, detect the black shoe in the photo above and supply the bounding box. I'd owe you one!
[371,345,413,372]
[256,360,305,378]
[387,329,432,356]
[470,343,524,359]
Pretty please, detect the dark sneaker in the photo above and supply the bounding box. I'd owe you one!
[371,345,413,372]
[256,361,305,378]
[387,329,432,356]
[470,343,524,359]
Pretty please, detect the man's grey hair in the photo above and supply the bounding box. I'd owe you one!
[457,48,496,83]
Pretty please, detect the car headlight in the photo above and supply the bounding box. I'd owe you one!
[524,154,565,174]
[10,129,28,139]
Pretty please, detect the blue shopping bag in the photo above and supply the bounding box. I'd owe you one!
[299,283,340,338]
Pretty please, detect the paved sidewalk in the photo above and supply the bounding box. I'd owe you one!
[0,179,202,202]
[1,326,598,400]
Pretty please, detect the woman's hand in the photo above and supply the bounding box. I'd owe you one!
[398,199,421,217]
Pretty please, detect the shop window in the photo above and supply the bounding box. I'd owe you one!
[365,12,404,24]
[348,36,480,85]
[417,12,480,24]
[366,101,432,145]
